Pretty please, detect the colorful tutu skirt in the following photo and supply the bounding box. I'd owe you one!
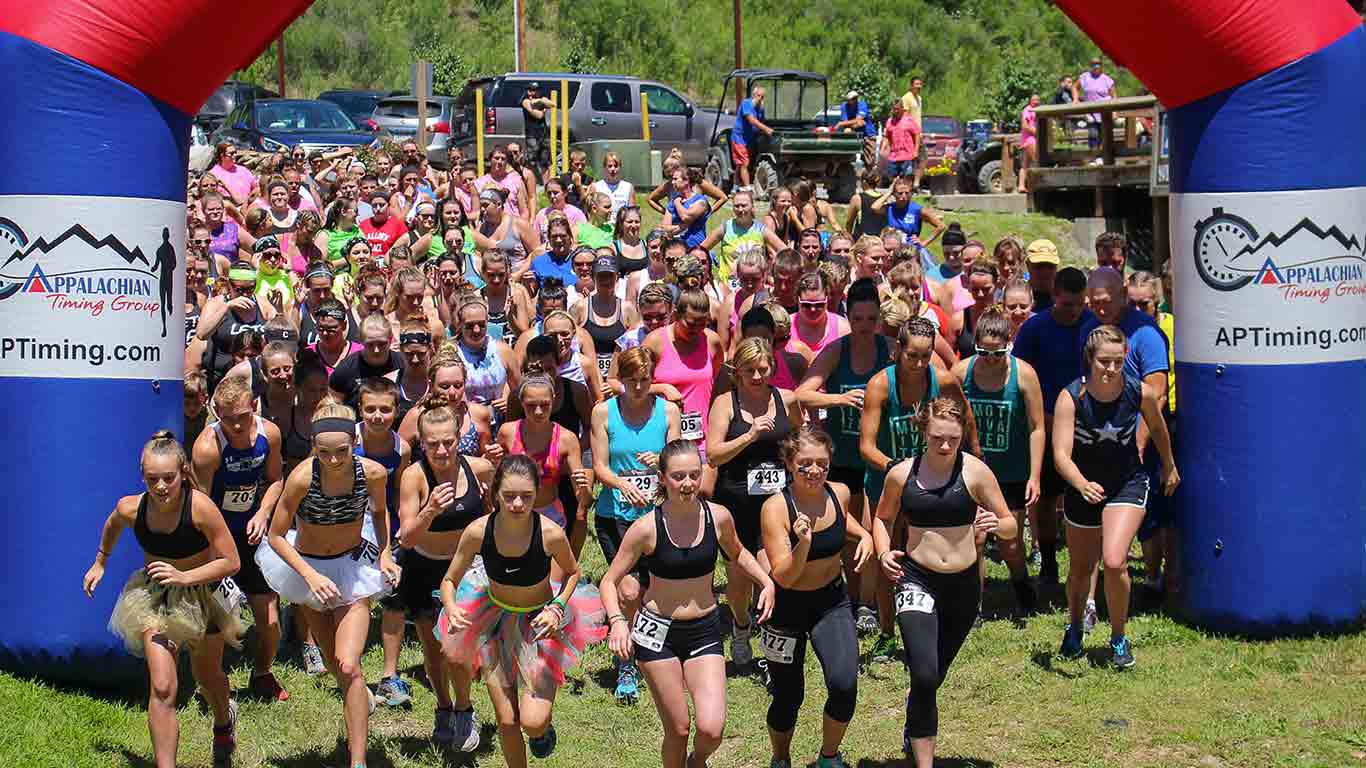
[436,563,606,697]
[108,570,245,655]
[255,515,393,611]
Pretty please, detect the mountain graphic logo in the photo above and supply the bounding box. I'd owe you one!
[1194,209,1366,292]
[22,264,53,293]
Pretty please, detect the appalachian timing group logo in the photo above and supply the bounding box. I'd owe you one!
[0,217,176,337]
[1192,207,1366,293]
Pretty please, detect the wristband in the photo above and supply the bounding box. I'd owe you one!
[885,457,905,474]
[608,614,627,625]
[550,596,568,612]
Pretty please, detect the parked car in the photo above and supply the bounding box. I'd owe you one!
[318,89,405,129]
[704,69,863,202]
[456,72,722,166]
[369,95,461,168]
[197,80,278,133]
[919,115,964,173]
[211,98,378,154]
[955,135,1022,194]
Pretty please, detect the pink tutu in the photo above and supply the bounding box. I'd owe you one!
[435,565,606,697]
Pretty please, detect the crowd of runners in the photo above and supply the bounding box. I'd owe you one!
[84,133,1180,768]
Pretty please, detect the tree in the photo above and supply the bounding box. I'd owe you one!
[984,49,1049,129]
[842,60,895,123]
[414,40,474,97]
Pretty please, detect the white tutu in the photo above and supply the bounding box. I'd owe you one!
[255,515,393,611]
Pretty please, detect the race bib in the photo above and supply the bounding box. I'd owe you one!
[597,353,613,378]
[615,470,658,504]
[630,609,672,652]
[746,463,787,495]
[728,277,740,292]
[681,411,703,441]
[350,539,381,565]
[213,577,246,614]
[222,485,257,513]
[759,626,798,665]
[895,580,935,615]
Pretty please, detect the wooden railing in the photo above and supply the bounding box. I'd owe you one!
[1031,94,1158,169]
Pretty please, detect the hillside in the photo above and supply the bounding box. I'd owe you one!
[240,0,1140,125]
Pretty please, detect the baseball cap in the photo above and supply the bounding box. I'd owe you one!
[593,254,619,275]
[845,90,860,100]
[1026,238,1060,265]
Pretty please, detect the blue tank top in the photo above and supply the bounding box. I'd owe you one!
[888,201,923,238]
[458,339,507,406]
[355,427,402,531]
[210,416,270,531]
[596,397,669,522]
[824,336,893,469]
[669,192,709,248]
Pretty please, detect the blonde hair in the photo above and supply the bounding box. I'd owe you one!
[212,375,253,410]
[1083,324,1128,369]
[312,400,356,425]
[730,337,775,382]
[141,429,201,493]
[617,346,657,381]
[915,396,968,433]
[761,300,792,335]
[879,296,913,332]
[542,309,577,331]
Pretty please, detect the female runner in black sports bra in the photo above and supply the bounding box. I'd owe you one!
[83,430,243,767]
[759,426,875,768]
[396,394,495,752]
[256,402,397,768]
[437,455,606,768]
[873,397,1016,768]
[600,440,775,768]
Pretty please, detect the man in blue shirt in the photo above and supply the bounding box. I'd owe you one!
[835,90,878,168]
[731,85,774,191]
[1012,265,1093,585]
[530,220,580,288]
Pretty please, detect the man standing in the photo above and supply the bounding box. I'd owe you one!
[521,82,554,174]
[1094,231,1128,274]
[1073,58,1116,149]
[1026,238,1059,311]
[901,77,925,190]
[731,85,774,190]
[835,90,878,170]
[1053,75,1075,105]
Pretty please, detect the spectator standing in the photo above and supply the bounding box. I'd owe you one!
[882,100,921,180]
[900,77,925,190]
[1073,58,1117,149]
[1017,94,1041,194]
[520,82,554,173]
[732,86,775,190]
[1052,76,1075,105]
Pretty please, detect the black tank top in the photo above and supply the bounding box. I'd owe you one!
[718,387,791,493]
[134,486,209,560]
[1067,374,1143,492]
[184,301,200,346]
[956,305,977,361]
[643,503,719,580]
[901,452,977,528]
[856,191,884,238]
[208,301,263,376]
[423,454,484,533]
[585,301,627,357]
[782,484,846,562]
[551,378,582,435]
[480,511,551,587]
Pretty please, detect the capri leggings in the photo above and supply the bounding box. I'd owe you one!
[764,578,859,733]
[896,556,981,740]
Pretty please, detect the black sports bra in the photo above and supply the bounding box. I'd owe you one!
[901,452,977,528]
[480,511,552,587]
[423,454,484,533]
[783,484,846,562]
[644,503,719,580]
[298,456,370,526]
[134,486,209,560]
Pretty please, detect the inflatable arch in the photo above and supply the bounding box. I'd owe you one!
[0,0,1360,684]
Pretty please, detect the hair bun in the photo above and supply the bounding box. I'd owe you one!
[151,428,177,442]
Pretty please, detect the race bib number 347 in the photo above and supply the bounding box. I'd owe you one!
[895,580,935,615]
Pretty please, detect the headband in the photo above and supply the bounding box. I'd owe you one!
[311,417,355,437]
[253,235,281,254]
[304,264,332,281]
[479,188,504,204]
[399,331,432,347]
[343,236,369,256]
[228,267,257,282]
[264,326,296,342]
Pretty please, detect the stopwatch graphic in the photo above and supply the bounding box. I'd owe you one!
[1192,207,1258,291]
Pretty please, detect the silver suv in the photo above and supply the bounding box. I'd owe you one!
[370,95,461,168]
[458,73,721,166]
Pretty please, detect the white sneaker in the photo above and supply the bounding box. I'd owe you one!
[1082,599,1099,634]
[731,623,753,666]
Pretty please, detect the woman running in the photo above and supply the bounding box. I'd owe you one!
[873,397,1015,768]
[591,347,682,701]
[84,431,243,768]
[701,190,786,289]
[480,248,535,342]
[437,455,607,767]
[573,250,640,387]
[472,187,538,281]
[792,272,850,356]
[453,296,520,417]
[643,289,725,493]
[399,346,496,459]
[613,204,649,274]
[256,402,399,768]
[1054,325,1179,669]
[600,440,775,768]
[196,261,265,389]
[760,426,874,768]
[707,337,803,667]
[397,394,495,750]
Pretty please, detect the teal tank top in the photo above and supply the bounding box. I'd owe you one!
[595,396,669,521]
[824,335,893,469]
[963,356,1031,483]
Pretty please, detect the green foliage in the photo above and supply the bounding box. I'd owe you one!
[414,39,474,96]
[559,34,603,75]
[843,61,895,122]
[984,49,1050,128]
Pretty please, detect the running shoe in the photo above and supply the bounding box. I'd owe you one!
[855,605,879,636]
[375,675,413,707]
[366,686,377,715]
[212,699,237,766]
[248,671,289,702]
[528,725,557,758]
[1082,599,1099,634]
[433,707,456,745]
[614,660,641,702]
[871,632,899,664]
[1111,635,1135,670]
[816,752,850,768]
[452,707,480,752]
[301,643,326,676]
[1013,578,1039,616]
[1059,623,1084,660]
[731,623,754,667]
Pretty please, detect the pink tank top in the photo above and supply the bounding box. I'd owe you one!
[772,349,796,390]
[512,421,563,491]
[655,327,714,441]
[948,276,974,312]
[795,312,844,356]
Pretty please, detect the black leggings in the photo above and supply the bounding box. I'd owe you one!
[897,558,980,740]
[765,579,859,733]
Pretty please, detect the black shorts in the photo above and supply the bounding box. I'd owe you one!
[827,466,865,495]
[557,475,579,540]
[1000,481,1027,510]
[231,528,273,597]
[1064,471,1150,529]
[712,486,763,553]
[394,549,450,620]
[633,609,725,664]
[379,542,408,610]
[595,514,649,585]
[1138,414,1176,542]
[1041,432,1067,498]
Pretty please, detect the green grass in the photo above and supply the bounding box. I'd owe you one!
[4,534,1364,768]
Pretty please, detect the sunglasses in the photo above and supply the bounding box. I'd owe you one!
[974,346,1008,358]
[189,238,211,246]
[799,300,826,310]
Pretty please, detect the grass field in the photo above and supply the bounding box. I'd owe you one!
[3,537,1364,768]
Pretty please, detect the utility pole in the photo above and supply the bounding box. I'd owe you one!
[276,35,286,97]
[513,0,527,72]
[733,0,744,110]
